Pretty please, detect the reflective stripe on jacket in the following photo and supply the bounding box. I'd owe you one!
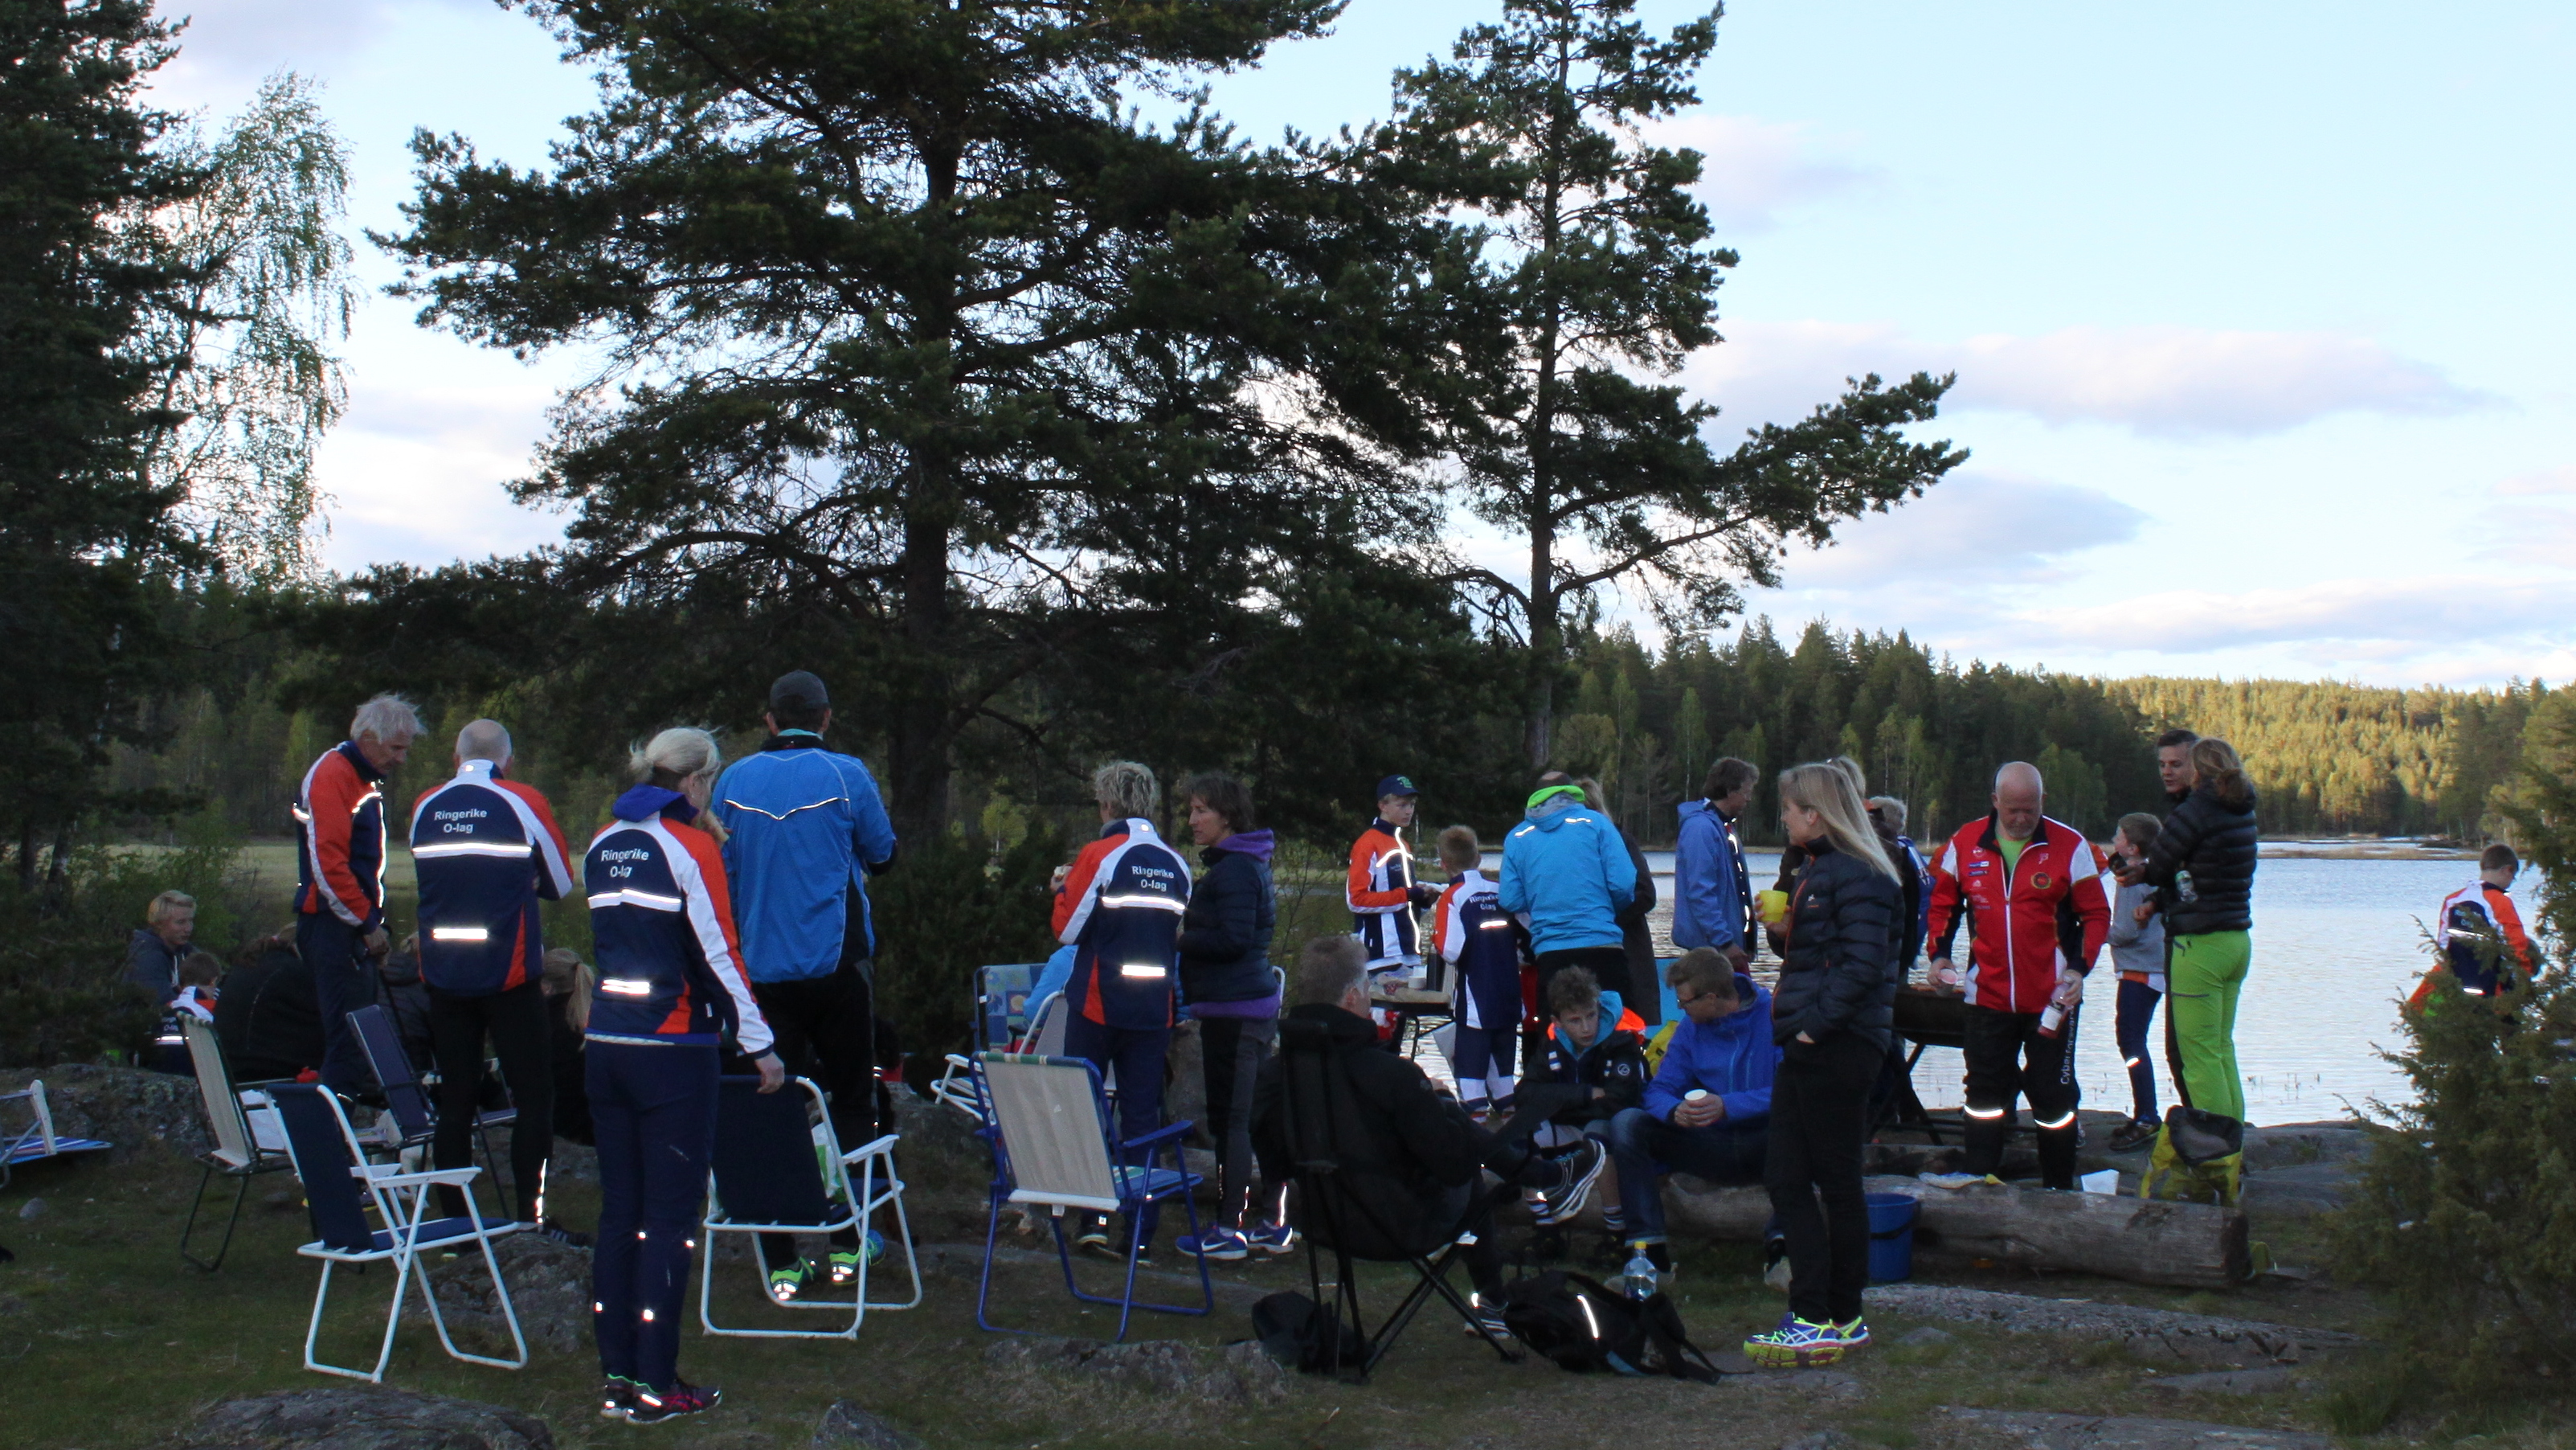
[294,741,387,930]
[583,786,772,1054]
[411,760,574,995]
[1924,813,2112,1016]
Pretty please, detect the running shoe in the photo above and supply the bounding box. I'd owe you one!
[1534,1140,1607,1225]
[1744,1312,1845,1368]
[1178,1226,1250,1261]
[1244,1221,1297,1255]
[626,1380,722,1425]
[2108,1119,2159,1153]
[1463,1294,1513,1341]
[826,1230,886,1286]
[599,1376,641,1420]
[1073,1219,1113,1257]
[1832,1317,1871,1348]
[767,1260,816,1305]
[540,1219,595,1248]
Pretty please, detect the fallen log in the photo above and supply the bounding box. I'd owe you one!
[1639,1174,2251,1290]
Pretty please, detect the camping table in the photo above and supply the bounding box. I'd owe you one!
[1369,976,1454,1061]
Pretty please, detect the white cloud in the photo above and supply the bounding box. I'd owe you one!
[2025,575,2576,654]
[152,0,486,104]
[1682,320,2492,438]
[1646,114,1875,234]
[1781,471,2146,588]
[2496,465,2576,496]
[315,374,570,572]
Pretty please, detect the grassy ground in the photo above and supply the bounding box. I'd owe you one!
[0,1137,2431,1450]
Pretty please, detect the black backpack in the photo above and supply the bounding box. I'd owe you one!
[1251,1291,1365,1374]
[1497,1269,1726,1382]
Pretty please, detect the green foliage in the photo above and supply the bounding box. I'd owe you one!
[0,821,251,1068]
[866,824,1065,1056]
[2327,738,2576,1408]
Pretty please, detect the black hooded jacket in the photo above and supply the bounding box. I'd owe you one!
[1769,839,1901,1053]
[2147,782,2259,936]
[1252,1003,1484,1259]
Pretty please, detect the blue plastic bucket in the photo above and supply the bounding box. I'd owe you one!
[1866,1192,1920,1283]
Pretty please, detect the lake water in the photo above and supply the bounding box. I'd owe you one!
[1483,846,2535,1124]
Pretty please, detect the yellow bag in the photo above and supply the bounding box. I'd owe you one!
[2139,1126,2241,1206]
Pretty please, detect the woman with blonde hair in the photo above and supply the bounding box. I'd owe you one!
[1744,761,1902,1370]
[583,727,783,1424]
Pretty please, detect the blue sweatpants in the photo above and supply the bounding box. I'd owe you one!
[1062,1014,1171,1243]
[588,1040,717,1392]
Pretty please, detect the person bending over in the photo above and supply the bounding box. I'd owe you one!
[1252,936,1600,1342]
[1603,948,1778,1280]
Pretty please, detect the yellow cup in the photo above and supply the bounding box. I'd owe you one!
[1756,889,1790,926]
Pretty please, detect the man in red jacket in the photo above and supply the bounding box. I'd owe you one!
[295,694,424,1093]
[1924,762,2112,1190]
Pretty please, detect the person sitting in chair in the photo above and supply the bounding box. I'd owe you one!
[1253,936,1601,1341]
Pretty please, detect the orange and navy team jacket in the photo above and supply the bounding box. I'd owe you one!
[411,759,575,997]
[581,784,774,1055]
[1925,813,2112,1016]
[295,739,390,933]
[1052,817,1192,1030]
[2436,879,2534,996]
[1347,818,1420,969]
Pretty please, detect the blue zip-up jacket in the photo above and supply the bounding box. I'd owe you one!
[1497,797,1637,955]
[709,735,898,982]
[411,760,575,996]
[583,785,774,1054]
[1641,974,1779,1124]
[1671,799,1745,952]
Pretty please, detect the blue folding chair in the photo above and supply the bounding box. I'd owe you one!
[971,1051,1208,1342]
[931,962,1047,1120]
[270,1083,525,1382]
[700,1075,922,1340]
[348,1004,513,1174]
[2,1079,111,1189]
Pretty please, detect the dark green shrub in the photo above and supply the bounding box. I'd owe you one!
[868,822,1063,1057]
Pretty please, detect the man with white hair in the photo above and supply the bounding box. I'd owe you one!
[296,693,423,1093]
[1922,762,2112,1190]
[410,717,575,1231]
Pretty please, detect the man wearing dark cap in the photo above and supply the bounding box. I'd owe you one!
[1347,773,1437,988]
[709,670,898,1300]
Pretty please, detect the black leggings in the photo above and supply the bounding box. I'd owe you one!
[427,981,553,1222]
[1197,1015,1278,1227]
[747,959,875,1270]
[1766,1031,1879,1325]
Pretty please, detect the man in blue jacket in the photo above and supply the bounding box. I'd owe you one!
[1672,758,1757,967]
[709,670,898,1300]
[1602,948,1779,1276]
[1499,776,1639,1016]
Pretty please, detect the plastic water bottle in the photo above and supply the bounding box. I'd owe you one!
[2037,1003,2064,1038]
[2175,869,2198,903]
[1621,1244,1658,1300]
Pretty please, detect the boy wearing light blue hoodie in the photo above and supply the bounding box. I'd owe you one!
[1604,948,1780,1275]
[1499,777,1640,1010]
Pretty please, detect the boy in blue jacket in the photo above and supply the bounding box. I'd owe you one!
[1604,948,1779,1276]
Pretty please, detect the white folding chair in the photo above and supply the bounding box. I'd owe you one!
[1,1079,112,1191]
[699,1075,922,1340]
[269,1083,525,1382]
[177,1018,296,1271]
[971,1051,1207,1341]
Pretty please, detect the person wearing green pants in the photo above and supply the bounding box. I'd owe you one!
[2136,737,2259,1146]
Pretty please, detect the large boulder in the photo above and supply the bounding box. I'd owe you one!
[172,1387,553,1450]
[1,1063,211,1161]
[408,1232,591,1357]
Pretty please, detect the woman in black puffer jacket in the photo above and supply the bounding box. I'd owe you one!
[1173,772,1283,1256]
[1744,761,1903,1369]
[2140,737,2258,1127]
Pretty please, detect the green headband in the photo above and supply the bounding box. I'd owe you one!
[1526,784,1585,810]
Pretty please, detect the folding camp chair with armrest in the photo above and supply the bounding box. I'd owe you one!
[348,1003,514,1176]
[700,1075,922,1339]
[1275,1015,1521,1382]
[931,962,1045,1121]
[1,1079,112,1190]
[269,1083,525,1382]
[178,1017,297,1271]
[971,1051,1209,1342]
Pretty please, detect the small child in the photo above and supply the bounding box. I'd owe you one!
[167,951,223,1022]
[2104,813,2167,1152]
[1529,967,1647,1251]
[1432,825,1522,1121]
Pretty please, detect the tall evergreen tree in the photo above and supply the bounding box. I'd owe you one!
[1372,0,1965,767]
[381,0,1427,834]
[0,0,192,882]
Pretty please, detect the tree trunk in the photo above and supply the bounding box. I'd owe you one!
[886,485,954,842]
[1523,512,1556,770]
[1621,1174,2251,1290]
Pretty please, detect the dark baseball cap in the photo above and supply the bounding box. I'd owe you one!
[1374,773,1421,801]
[768,670,830,715]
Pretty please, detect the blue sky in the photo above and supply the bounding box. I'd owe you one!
[148,1,2576,686]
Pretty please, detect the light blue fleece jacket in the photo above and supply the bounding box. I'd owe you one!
[1641,974,1779,1124]
[1497,796,1638,955]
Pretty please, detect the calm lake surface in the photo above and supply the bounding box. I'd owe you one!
[1485,845,2535,1124]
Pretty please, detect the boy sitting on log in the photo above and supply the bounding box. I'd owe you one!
[1601,948,1779,1280]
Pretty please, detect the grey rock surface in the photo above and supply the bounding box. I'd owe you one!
[17,1195,43,1219]
[1782,1431,1861,1450]
[1942,1407,2327,1450]
[1,1063,210,1159]
[407,1232,591,1356]
[981,1334,1290,1405]
[1897,1325,1956,1346]
[2237,1161,2357,1216]
[1867,1284,2358,1365]
[2239,1124,2372,1172]
[2144,1368,2309,1395]
[173,1387,554,1450]
[813,1399,924,1450]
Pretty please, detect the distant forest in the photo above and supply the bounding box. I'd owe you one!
[104,605,2552,854]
